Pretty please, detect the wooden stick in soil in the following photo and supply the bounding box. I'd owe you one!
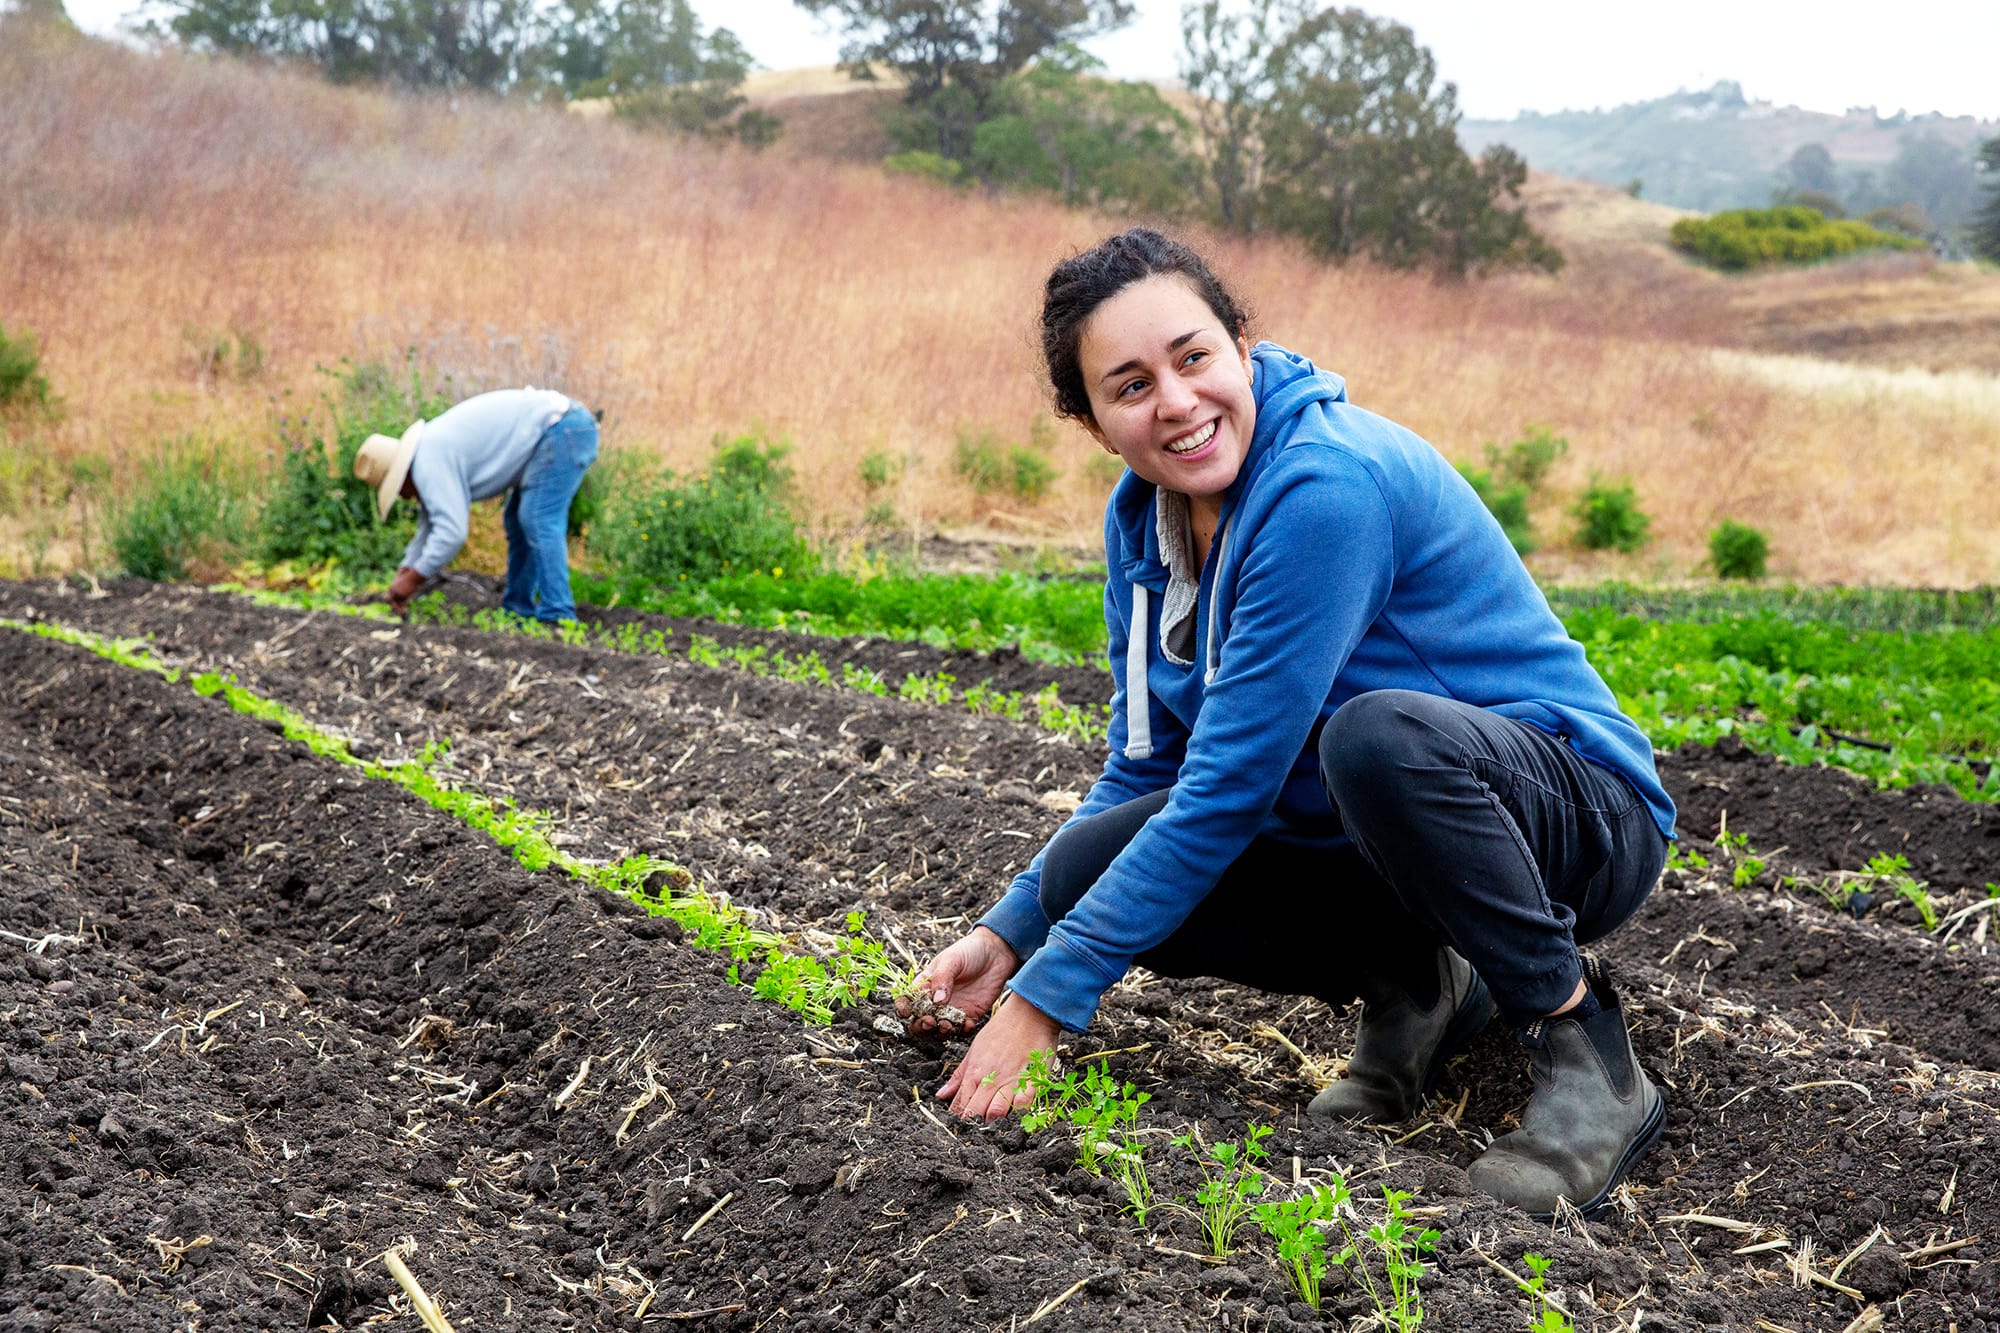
[381,1249,457,1333]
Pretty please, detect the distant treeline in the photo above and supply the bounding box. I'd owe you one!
[108,0,1563,278]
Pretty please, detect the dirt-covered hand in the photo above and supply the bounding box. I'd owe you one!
[937,993,1059,1122]
[896,925,1017,1038]
[387,566,425,615]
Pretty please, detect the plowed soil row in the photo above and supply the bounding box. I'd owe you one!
[2,577,1997,1332]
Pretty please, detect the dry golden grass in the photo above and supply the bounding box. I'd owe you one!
[3,28,1997,586]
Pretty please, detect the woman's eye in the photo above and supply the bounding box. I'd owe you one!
[1119,379,1148,398]
[1184,349,1208,367]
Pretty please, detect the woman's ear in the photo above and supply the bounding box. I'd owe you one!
[1079,416,1114,454]
[1237,334,1253,376]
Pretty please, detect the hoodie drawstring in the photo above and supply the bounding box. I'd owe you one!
[1124,514,1232,761]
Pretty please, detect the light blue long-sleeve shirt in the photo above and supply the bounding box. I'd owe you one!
[403,388,571,576]
[978,343,1676,1032]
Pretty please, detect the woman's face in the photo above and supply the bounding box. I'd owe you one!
[1077,274,1256,506]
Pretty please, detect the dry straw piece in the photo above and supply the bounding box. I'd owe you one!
[381,1248,457,1333]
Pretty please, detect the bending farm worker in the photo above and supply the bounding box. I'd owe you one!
[354,387,599,622]
[901,228,1679,1220]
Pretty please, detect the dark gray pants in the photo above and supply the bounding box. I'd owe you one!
[1038,690,1668,1024]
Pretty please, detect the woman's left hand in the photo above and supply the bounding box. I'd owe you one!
[937,993,1061,1121]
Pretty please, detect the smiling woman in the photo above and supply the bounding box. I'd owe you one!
[900,227,1681,1222]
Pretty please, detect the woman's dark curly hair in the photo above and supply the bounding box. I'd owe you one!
[1040,228,1252,424]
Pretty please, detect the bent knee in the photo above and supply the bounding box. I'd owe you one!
[1320,690,1467,806]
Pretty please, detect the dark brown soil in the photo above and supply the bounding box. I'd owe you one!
[2,576,1997,1332]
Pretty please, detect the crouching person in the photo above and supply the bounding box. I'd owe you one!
[901,228,1677,1219]
[355,387,599,623]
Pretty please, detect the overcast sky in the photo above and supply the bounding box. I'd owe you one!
[58,0,2000,123]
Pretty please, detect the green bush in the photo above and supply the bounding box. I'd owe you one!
[1670,206,1925,271]
[1456,463,1535,554]
[591,433,818,584]
[110,443,254,581]
[955,429,1057,502]
[883,150,968,188]
[257,357,450,572]
[1571,478,1651,552]
[1709,519,1770,580]
[0,322,57,416]
[859,449,903,491]
[1456,426,1567,555]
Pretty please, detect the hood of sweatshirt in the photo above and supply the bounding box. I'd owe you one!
[1109,341,1348,589]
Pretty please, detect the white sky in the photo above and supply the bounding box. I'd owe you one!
[57,0,2000,122]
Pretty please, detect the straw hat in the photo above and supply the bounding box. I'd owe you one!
[353,419,425,522]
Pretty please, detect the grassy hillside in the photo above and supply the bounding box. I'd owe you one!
[3,29,1999,586]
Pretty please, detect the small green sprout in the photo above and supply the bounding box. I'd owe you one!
[1172,1122,1270,1258]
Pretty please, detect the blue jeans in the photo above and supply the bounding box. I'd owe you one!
[1036,690,1667,1025]
[501,405,597,623]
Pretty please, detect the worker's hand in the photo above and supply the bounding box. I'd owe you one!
[896,926,1018,1039]
[387,566,425,615]
[938,992,1061,1122]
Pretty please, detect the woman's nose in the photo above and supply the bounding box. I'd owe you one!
[1157,375,1197,418]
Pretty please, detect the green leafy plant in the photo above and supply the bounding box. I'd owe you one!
[1520,1253,1573,1333]
[1357,1187,1438,1333]
[1457,427,1566,555]
[1018,1055,1154,1220]
[1254,1179,1348,1310]
[1709,520,1770,580]
[1665,842,1710,872]
[591,432,817,585]
[0,321,58,417]
[1172,1122,1270,1258]
[1716,829,1767,889]
[109,443,255,581]
[1571,477,1651,553]
[1863,852,1937,930]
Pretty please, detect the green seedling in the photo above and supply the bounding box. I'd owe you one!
[1358,1186,1438,1333]
[1664,842,1709,872]
[1862,852,1937,930]
[1017,1056,1155,1221]
[1716,829,1766,888]
[1172,1122,1270,1258]
[1253,1179,1349,1310]
[1519,1252,1574,1333]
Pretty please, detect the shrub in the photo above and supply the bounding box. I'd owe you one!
[954,429,1057,502]
[1571,478,1651,552]
[1456,426,1566,555]
[859,448,903,491]
[1709,519,1770,580]
[592,432,818,584]
[0,322,57,416]
[257,357,450,573]
[1457,463,1535,553]
[110,443,254,581]
[883,150,968,188]
[1670,206,1925,271]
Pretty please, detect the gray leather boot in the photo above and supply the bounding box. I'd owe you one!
[1467,955,1666,1218]
[1308,946,1495,1124]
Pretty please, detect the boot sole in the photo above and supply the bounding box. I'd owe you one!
[1529,1092,1667,1221]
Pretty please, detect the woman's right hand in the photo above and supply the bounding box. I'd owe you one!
[897,926,1019,1038]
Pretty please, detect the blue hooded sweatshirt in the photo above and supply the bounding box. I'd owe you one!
[978,343,1675,1032]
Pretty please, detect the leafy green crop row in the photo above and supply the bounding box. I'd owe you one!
[1,617,909,1025]
[232,573,2000,799]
